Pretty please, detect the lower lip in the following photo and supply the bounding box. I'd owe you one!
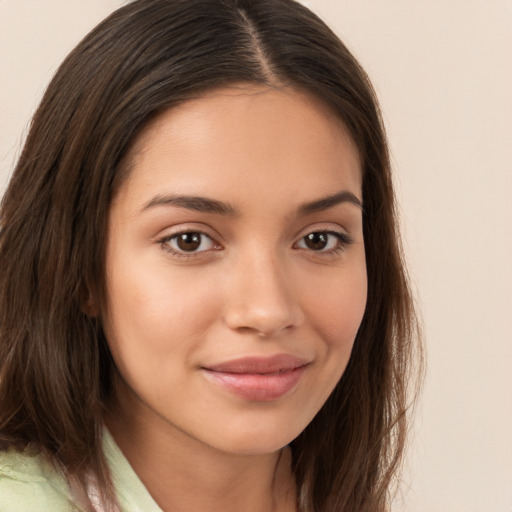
[202,365,307,401]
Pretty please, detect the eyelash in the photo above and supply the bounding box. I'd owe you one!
[158,231,220,258]
[294,231,354,255]
[157,230,353,259]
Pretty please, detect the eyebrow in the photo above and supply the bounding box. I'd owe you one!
[139,189,363,216]
[140,194,238,216]
[297,190,363,215]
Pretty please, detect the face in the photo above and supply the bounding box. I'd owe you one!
[103,86,367,455]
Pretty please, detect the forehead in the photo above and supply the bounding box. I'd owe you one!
[115,85,362,212]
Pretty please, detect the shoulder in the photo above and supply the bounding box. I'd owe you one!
[0,449,83,512]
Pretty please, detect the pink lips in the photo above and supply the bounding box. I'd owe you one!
[202,354,309,401]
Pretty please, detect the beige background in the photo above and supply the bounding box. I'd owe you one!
[1,1,511,510]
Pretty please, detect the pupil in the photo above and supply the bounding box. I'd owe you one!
[177,233,201,251]
[305,232,328,250]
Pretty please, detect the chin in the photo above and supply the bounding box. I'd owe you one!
[198,415,307,457]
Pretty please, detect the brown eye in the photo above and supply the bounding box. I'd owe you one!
[175,233,201,251]
[303,232,329,251]
[164,232,216,254]
[295,231,352,253]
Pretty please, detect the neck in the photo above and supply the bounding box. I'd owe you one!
[105,382,296,512]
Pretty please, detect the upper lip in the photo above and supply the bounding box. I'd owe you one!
[203,354,310,374]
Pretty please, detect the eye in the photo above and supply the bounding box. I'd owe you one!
[160,231,218,255]
[295,231,353,253]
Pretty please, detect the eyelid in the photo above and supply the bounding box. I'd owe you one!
[293,227,354,254]
[293,222,353,241]
[154,222,222,243]
[156,226,223,258]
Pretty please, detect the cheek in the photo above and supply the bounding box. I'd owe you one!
[304,264,367,349]
[290,262,367,423]
[103,260,221,365]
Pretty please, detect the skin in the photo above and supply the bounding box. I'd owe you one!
[102,85,367,512]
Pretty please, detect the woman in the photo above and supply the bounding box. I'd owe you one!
[0,0,421,510]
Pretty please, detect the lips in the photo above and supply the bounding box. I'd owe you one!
[201,354,309,401]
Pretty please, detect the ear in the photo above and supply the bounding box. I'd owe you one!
[82,295,100,317]
[80,282,100,317]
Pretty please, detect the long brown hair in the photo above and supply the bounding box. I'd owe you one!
[0,0,422,510]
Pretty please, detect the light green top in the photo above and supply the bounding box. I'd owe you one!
[0,430,162,511]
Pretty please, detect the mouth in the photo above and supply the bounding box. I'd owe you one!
[201,354,310,402]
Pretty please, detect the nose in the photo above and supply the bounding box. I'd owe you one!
[222,251,304,337]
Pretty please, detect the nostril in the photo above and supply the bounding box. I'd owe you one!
[224,303,302,338]
[222,262,304,336]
